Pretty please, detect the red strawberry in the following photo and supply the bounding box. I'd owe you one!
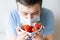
[35,23,41,29]
[32,27,36,32]
[23,25,32,32]
[34,27,37,30]
[23,25,30,29]
[22,26,25,30]
[25,28,30,32]
[30,27,33,32]
[25,27,33,32]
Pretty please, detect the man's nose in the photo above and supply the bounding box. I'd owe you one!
[28,15,33,19]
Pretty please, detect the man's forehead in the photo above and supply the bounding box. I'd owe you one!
[17,2,40,13]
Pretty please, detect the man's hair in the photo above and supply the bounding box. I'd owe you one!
[16,0,42,6]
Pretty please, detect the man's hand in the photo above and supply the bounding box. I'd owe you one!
[32,30,43,40]
[16,28,29,40]
[32,26,45,40]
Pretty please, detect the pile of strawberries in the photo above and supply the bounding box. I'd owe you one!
[21,23,41,33]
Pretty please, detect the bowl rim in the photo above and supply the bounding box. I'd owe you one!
[18,25,43,34]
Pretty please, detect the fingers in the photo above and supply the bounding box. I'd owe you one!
[16,28,21,35]
[42,25,45,30]
[32,34,37,38]
[16,27,25,35]
[16,28,21,32]
[24,35,29,39]
[16,28,29,39]
[32,32,42,38]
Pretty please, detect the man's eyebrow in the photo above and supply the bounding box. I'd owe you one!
[21,11,39,14]
[33,11,39,13]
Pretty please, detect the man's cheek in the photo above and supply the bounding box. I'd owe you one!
[25,17,28,19]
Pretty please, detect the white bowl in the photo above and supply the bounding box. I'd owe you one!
[18,24,44,37]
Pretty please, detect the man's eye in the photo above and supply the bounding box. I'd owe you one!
[24,13,28,15]
[34,12,39,15]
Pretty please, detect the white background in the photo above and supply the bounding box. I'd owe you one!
[0,0,60,40]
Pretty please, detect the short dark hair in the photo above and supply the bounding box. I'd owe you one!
[16,0,42,6]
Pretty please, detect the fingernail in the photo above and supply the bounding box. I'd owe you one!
[33,34,37,38]
[25,36,28,39]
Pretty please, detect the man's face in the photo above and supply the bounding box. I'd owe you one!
[17,3,41,19]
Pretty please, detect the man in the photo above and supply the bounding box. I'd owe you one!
[5,0,54,40]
